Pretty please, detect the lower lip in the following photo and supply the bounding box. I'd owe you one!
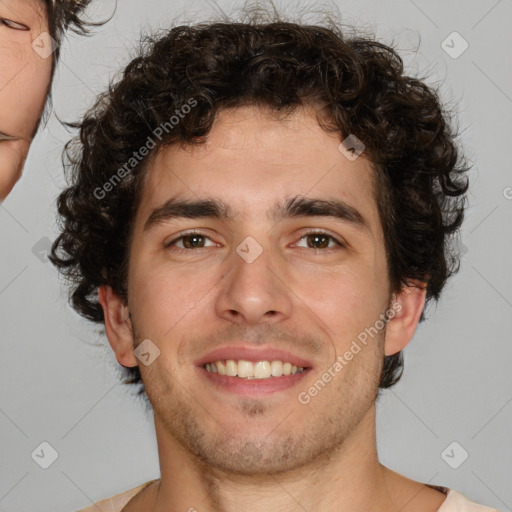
[197,367,311,396]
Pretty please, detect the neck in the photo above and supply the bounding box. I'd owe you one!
[143,406,402,512]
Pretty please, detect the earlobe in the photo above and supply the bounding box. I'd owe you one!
[97,285,138,367]
[384,280,427,356]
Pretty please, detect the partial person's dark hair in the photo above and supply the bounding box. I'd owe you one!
[39,0,110,123]
[42,0,99,71]
[49,4,470,397]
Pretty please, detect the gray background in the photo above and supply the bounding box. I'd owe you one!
[1,0,511,510]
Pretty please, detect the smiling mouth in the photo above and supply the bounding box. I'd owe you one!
[203,359,307,379]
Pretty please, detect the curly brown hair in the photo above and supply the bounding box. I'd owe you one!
[49,7,470,397]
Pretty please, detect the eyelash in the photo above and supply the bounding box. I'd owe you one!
[164,230,345,253]
[1,18,30,31]
[0,132,17,142]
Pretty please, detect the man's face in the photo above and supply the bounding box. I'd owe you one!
[125,104,393,474]
[0,0,52,200]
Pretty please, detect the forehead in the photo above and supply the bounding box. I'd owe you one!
[136,104,378,229]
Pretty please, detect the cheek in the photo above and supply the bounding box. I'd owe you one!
[291,261,384,338]
[0,47,52,135]
[128,257,220,336]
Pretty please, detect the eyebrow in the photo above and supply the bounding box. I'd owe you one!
[143,195,371,234]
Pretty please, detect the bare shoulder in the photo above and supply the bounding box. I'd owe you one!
[382,467,448,512]
[121,479,160,512]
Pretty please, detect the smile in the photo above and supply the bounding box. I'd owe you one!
[204,359,305,379]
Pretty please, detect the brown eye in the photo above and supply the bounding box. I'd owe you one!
[295,232,344,250]
[178,234,207,249]
[1,18,30,31]
[306,234,331,249]
[164,232,216,251]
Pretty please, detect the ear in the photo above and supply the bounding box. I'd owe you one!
[98,285,138,367]
[384,279,427,356]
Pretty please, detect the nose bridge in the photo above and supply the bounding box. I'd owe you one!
[215,234,292,324]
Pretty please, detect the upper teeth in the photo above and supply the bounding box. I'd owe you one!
[204,360,305,379]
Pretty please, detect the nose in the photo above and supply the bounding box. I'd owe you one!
[214,239,293,326]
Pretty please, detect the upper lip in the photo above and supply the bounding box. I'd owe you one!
[194,345,313,368]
